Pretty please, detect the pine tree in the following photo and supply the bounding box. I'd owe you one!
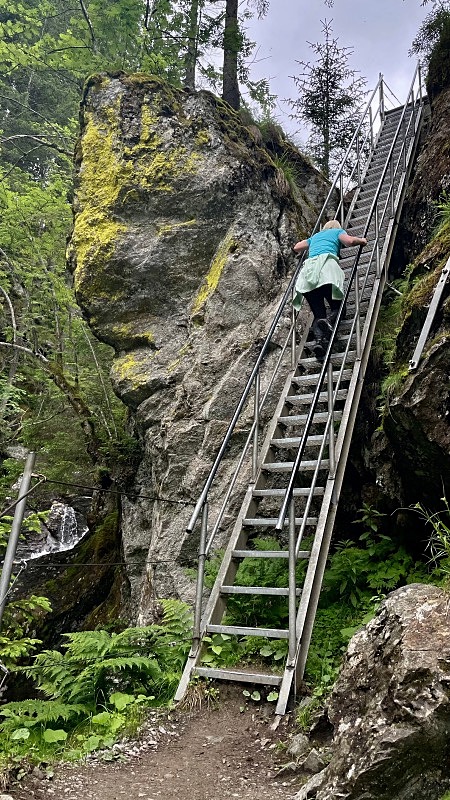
[288,18,367,179]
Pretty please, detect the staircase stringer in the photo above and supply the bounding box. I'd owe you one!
[275,264,389,716]
[274,102,426,717]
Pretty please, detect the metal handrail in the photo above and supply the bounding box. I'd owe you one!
[275,63,424,531]
[186,66,424,647]
[186,74,393,538]
[409,255,450,371]
[0,453,36,629]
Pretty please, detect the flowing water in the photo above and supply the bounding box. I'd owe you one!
[15,500,89,560]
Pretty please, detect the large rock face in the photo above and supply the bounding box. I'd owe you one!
[68,73,332,618]
[299,584,450,800]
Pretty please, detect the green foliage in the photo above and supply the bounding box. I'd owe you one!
[287,18,367,178]
[0,599,192,765]
[23,599,192,707]
[272,153,303,194]
[373,277,409,370]
[415,496,450,579]
[433,190,450,233]
[411,3,450,96]
[200,633,240,668]
[0,510,52,669]
[322,505,429,607]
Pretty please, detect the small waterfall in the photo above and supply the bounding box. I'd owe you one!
[16,500,89,560]
[55,504,79,549]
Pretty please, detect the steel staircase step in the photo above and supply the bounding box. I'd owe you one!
[300,352,357,368]
[252,487,324,496]
[194,667,283,686]
[263,460,329,472]
[220,585,302,596]
[271,435,326,448]
[286,390,347,405]
[278,412,342,425]
[232,548,311,559]
[292,369,352,386]
[207,624,289,638]
[242,516,318,526]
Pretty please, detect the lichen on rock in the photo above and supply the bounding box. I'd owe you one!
[68,72,332,612]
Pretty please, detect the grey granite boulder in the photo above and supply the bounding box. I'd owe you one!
[296,584,450,800]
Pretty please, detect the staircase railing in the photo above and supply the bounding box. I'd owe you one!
[409,254,450,371]
[185,65,425,656]
[276,65,424,532]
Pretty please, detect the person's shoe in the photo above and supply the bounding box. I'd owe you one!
[312,318,332,346]
[312,342,325,363]
[328,309,339,328]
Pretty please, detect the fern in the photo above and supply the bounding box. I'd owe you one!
[0,699,87,731]
[24,601,193,708]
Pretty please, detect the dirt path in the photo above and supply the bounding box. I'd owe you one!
[7,689,302,800]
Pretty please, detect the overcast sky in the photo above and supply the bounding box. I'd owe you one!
[245,0,429,142]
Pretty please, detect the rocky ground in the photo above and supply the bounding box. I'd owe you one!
[3,687,304,800]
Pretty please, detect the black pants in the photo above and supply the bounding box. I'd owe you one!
[303,284,342,320]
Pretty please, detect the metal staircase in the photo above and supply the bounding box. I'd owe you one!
[175,68,426,716]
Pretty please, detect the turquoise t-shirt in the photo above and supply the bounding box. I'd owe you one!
[307,228,345,258]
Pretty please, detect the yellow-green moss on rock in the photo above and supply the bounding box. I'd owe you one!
[112,350,154,388]
[191,233,238,316]
[71,80,202,309]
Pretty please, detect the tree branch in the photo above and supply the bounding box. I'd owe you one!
[0,340,101,463]
[78,0,96,50]
[0,284,17,346]
[1,134,73,157]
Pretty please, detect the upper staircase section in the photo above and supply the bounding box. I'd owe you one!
[174,68,426,716]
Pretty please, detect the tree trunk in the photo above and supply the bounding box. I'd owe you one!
[184,0,200,89]
[222,0,240,110]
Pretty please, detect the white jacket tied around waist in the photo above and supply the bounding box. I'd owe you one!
[293,253,345,311]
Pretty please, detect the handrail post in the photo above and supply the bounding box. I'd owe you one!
[327,362,335,478]
[288,498,296,666]
[356,132,361,187]
[355,269,362,360]
[390,158,395,217]
[0,452,36,630]
[339,173,345,227]
[402,115,407,171]
[291,302,297,370]
[190,502,209,655]
[369,106,374,148]
[375,205,381,278]
[379,73,385,122]
[252,371,260,481]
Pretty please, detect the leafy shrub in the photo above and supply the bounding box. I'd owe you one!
[0,511,52,669]
[0,599,192,764]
